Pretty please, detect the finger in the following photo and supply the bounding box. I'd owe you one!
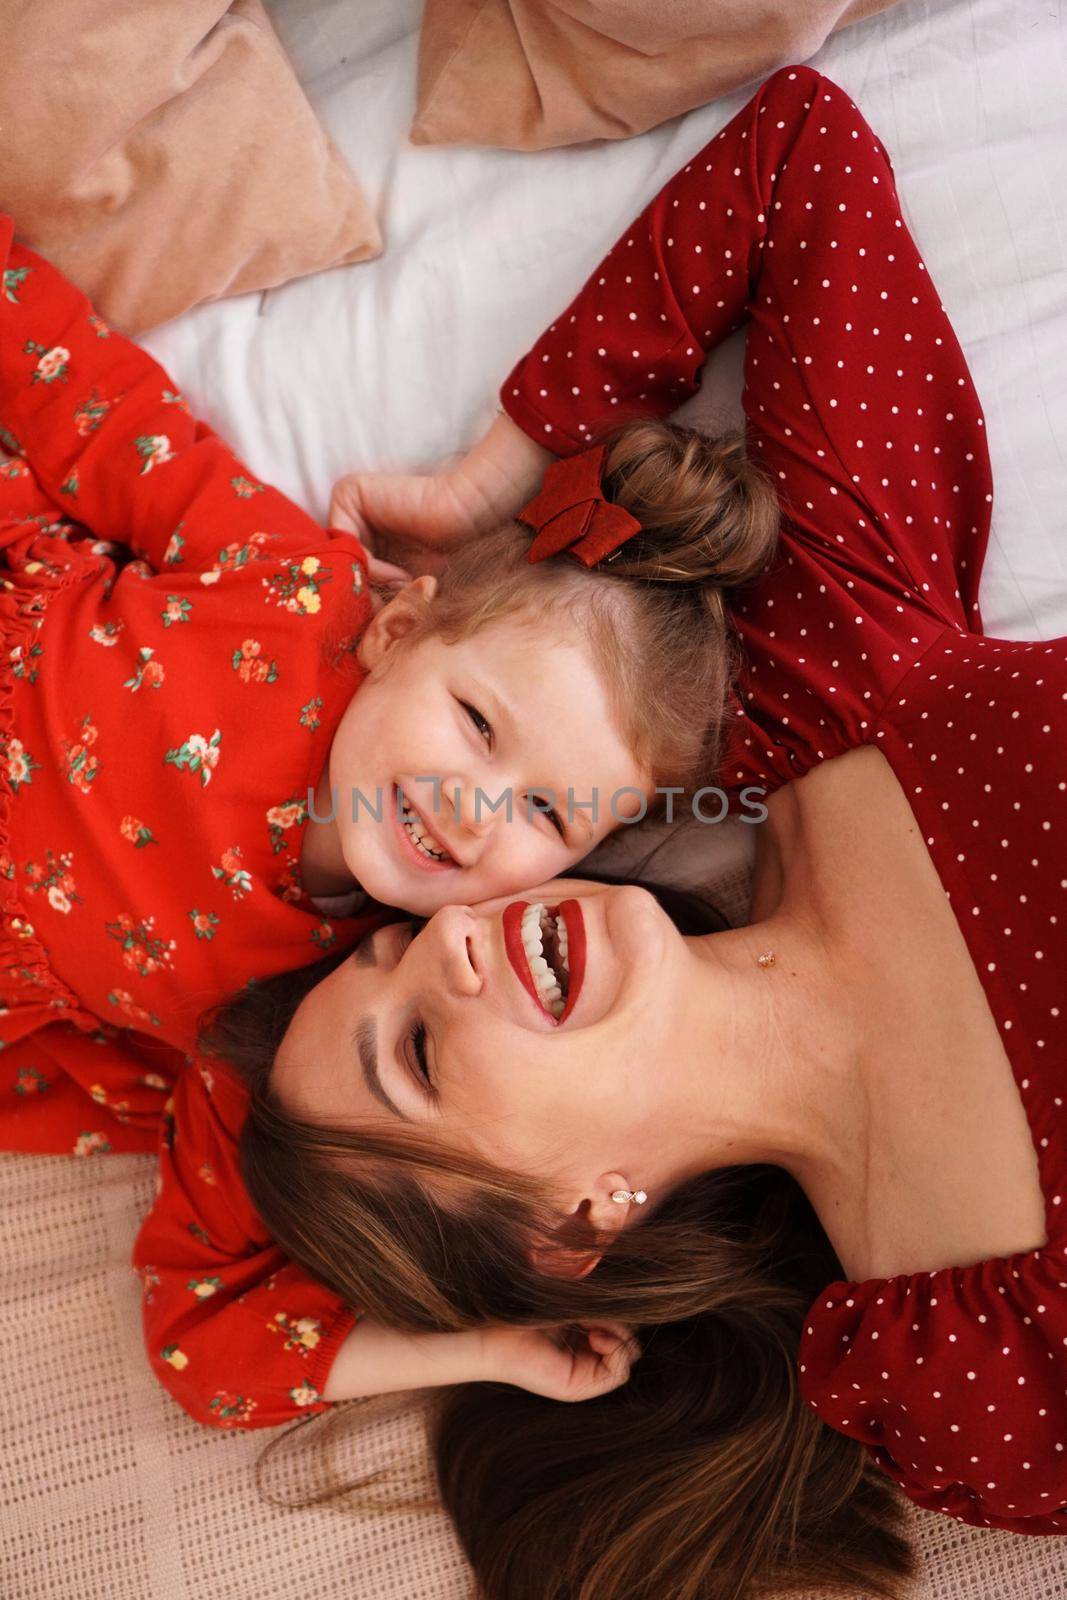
[601,1342,639,1391]
[583,1343,637,1398]
[585,1328,620,1355]
[366,555,414,586]
[327,485,372,544]
[347,471,430,542]
[584,1321,640,1356]
[600,1334,642,1384]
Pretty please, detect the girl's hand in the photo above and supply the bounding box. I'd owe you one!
[319,1318,639,1404]
[480,1321,642,1403]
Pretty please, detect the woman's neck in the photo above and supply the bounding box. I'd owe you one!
[677,791,868,1208]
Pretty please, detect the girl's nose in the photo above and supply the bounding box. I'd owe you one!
[431,905,483,997]
[441,776,495,838]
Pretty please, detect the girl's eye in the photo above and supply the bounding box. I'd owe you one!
[525,794,567,840]
[405,1022,434,1092]
[460,700,493,746]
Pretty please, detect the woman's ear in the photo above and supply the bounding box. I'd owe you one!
[358,574,438,670]
[528,1174,640,1281]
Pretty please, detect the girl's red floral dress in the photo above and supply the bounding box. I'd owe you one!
[0,215,389,1426]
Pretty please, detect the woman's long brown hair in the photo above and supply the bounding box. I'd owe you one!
[201,878,915,1600]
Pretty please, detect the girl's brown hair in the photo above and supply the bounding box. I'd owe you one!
[406,419,780,797]
[201,880,915,1600]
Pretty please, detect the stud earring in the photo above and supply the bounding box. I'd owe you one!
[611,1188,647,1205]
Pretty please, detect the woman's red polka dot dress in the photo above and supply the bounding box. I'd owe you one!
[502,67,1067,1535]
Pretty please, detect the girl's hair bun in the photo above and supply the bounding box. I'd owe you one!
[412,420,780,793]
[600,418,780,592]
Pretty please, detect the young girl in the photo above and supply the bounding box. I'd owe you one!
[0,217,775,1415]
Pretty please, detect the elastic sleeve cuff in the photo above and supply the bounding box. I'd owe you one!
[499,371,580,456]
[307,1302,362,1403]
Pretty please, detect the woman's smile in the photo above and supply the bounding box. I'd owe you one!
[273,879,684,1149]
[503,899,587,1023]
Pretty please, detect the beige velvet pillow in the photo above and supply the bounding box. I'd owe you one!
[0,0,381,334]
[412,0,898,150]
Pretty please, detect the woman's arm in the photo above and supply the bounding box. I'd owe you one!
[498,65,992,615]
[0,215,346,578]
[335,64,986,581]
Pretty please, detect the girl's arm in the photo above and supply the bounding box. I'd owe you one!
[323,1318,639,1404]
[132,1059,361,1428]
[0,215,345,577]
[133,1056,637,1427]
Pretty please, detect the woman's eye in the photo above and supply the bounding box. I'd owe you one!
[460,700,493,746]
[405,1022,433,1090]
[545,807,566,839]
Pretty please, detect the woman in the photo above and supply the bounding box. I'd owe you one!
[161,63,1065,1599]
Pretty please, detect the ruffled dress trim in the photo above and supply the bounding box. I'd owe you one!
[0,506,106,1038]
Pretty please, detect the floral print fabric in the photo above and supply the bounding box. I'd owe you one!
[0,214,384,1423]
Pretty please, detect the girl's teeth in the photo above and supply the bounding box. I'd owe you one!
[519,902,570,1016]
[400,798,450,862]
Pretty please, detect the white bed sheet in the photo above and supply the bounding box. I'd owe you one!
[143,0,1067,647]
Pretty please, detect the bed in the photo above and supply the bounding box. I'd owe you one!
[2,1,1065,1596]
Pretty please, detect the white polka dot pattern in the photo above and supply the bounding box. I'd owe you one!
[501,66,1067,1536]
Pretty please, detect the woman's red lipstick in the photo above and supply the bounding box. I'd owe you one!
[502,899,586,1023]
[556,900,586,1022]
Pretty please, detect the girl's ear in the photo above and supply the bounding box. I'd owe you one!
[358,574,438,670]
[527,1174,637,1281]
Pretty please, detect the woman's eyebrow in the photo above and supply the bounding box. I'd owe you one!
[353,1016,410,1122]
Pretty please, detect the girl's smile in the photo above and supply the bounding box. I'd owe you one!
[300,582,653,917]
[392,781,461,872]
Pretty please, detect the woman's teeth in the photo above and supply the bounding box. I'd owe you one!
[520,902,570,1018]
[401,800,451,862]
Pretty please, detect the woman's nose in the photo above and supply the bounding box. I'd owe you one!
[431,904,483,997]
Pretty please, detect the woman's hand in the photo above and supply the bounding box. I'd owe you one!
[328,469,484,582]
[481,1321,642,1403]
[328,412,555,581]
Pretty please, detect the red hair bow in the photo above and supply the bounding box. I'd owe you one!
[519,444,641,568]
